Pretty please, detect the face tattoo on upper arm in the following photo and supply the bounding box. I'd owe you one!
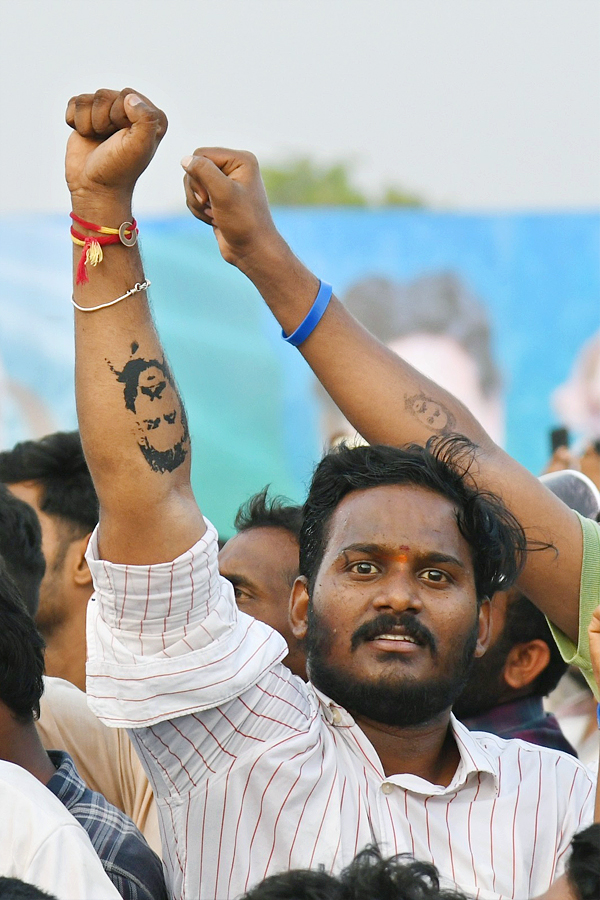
[108,345,190,474]
[405,392,456,435]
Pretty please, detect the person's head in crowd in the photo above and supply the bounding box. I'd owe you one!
[0,878,57,900]
[452,588,568,718]
[219,487,306,678]
[0,431,98,691]
[453,467,600,745]
[539,469,600,519]
[565,824,600,900]
[321,272,504,446]
[0,483,45,617]
[0,558,45,725]
[240,845,468,900]
[0,556,55,786]
[539,824,600,900]
[288,437,526,728]
[580,439,600,494]
[552,330,600,443]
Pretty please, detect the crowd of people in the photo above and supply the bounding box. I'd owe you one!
[0,86,599,900]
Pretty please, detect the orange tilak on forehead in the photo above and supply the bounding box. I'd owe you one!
[381,546,411,564]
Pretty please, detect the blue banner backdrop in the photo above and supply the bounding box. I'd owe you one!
[0,211,598,536]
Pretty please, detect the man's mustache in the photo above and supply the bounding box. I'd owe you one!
[351,612,437,654]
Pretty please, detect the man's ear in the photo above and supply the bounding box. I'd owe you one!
[289,576,310,640]
[474,597,492,658]
[502,640,551,690]
[69,533,93,588]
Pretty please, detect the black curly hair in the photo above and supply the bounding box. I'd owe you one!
[240,845,469,900]
[234,487,302,541]
[300,435,528,602]
[0,559,45,722]
[0,431,98,535]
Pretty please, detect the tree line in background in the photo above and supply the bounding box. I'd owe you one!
[261,158,423,206]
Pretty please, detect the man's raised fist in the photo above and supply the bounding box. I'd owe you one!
[65,88,167,203]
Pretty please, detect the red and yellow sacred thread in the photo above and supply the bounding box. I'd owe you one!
[70,213,138,285]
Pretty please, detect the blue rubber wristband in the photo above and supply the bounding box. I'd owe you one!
[282,281,333,347]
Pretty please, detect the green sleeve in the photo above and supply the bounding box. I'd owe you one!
[547,512,600,700]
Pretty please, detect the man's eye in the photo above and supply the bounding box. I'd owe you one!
[421,569,449,584]
[233,587,254,604]
[349,562,379,576]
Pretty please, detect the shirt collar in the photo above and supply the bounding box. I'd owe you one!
[447,714,499,790]
[314,686,499,794]
[45,749,88,805]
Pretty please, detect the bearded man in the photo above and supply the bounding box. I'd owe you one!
[67,87,593,900]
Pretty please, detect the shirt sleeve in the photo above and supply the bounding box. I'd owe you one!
[85,519,288,727]
[547,513,600,700]
[27,823,122,900]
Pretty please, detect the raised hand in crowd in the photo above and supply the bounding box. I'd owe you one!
[66,89,166,213]
[66,89,203,565]
[182,148,599,695]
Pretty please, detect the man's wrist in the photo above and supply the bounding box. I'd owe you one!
[70,190,134,229]
[238,236,319,309]
[237,238,322,337]
[232,231,291,281]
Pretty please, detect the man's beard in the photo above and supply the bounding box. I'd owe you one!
[305,605,480,728]
[451,634,509,720]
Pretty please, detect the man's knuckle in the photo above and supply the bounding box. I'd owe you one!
[157,113,168,136]
[94,88,115,103]
[243,151,258,168]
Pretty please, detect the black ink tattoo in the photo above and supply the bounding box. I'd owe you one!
[140,377,167,402]
[108,351,190,474]
[139,433,189,474]
[405,393,456,434]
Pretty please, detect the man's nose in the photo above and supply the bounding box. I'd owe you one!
[371,570,423,614]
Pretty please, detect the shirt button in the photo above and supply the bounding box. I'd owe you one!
[331,707,342,725]
[381,782,393,794]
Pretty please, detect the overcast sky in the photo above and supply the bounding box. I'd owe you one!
[1,0,599,213]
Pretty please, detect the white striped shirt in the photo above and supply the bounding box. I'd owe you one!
[86,521,594,900]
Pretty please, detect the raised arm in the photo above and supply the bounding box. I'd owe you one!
[181,150,584,642]
[67,89,204,564]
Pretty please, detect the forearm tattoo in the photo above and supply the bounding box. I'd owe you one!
[405,392,456,434]
[108,344,189,473]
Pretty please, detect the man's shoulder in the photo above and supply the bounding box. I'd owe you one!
[0,759,86,832]
[468,724,594,779]
[48,751,141,836]
[46,751,166,893]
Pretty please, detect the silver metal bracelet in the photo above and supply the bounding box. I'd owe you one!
[72,280,151,313]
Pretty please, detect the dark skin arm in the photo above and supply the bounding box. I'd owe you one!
[67,89,204,564]
[180,149,582,642]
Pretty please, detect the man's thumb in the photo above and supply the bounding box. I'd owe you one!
[124,93,167,141]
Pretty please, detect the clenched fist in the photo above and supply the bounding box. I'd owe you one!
[181,148,286,275]
[65,88,167,206]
